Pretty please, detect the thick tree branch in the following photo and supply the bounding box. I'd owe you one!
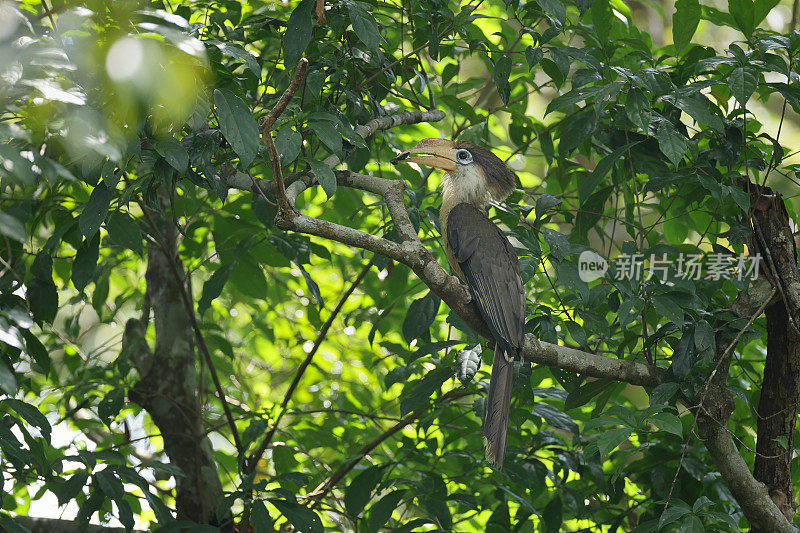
[747,182,800,527]
[694,341,795,533]
[691,273,792,532]
[278,170,663,387]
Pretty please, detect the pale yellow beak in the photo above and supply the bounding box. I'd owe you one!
[391,138,457,171]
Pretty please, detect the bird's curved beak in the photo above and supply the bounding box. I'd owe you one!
[391,138,457,171]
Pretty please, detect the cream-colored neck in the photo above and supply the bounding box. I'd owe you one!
[440,165,491,239]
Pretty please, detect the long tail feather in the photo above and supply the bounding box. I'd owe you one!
[483,346,514,467]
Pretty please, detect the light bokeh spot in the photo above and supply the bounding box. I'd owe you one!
[106,37,145,81]
[0,2,19,41]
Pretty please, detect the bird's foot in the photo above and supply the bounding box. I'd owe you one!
[461,283,472,303]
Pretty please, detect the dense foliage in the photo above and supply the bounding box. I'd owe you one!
[2,0,800,531]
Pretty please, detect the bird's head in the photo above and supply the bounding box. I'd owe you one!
[392,138,516,205]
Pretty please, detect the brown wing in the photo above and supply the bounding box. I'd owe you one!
[446,203,525,354]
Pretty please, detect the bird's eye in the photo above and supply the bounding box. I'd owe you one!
[456,149,473,164]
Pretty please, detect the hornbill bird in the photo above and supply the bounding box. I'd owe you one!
[392,138,526,467]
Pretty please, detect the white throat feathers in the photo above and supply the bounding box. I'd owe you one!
[441,163,492,212]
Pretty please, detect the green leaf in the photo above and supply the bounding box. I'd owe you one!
[680,515,704,533]
[273,127,302,167]
[79,183,111,238]
[625,88,651,131]
[542,227,570,261]
[728,66,758,106]
[694,319,716,354]
[344,465,385,516]
[402,291,440,344]
[617,296,644,327]
[97,388,125,424]
[530,402,579,433]
[672,327,696,378]
[493,55,512,105]
[400,366,453,415]
[422,498,451,530]
[209,40,261,76]
[650,412,683,437]
[590,0,613,43]
[153,137,189,173]
[283,0,315,66]
[94,469,124,502]
[198,265,231,316]
[347,1,381,52]
[250,500,273,533]
[574,186,613,241]
[729,0,755,36]
[106,211,142,255]
[486,501,510,533]
[270,499,323,533]
[668,94,724,132]
[543,496,563,533]
[308,120,342,156]
[525,46,543,70]
[4,399,51,441]
[230,255,268,300]
[581,142,639,202]
[673,0,701,53]
[367,490,406,532]
[597,427,632,456]
[214,88,260,167]
[564,379,613,410]
[0,212,26,242]
[455,344,482,384]
[538,0,566,25]
[0,360,17,395]
[754,0,780,28]
[565,320,587,346]
[306,159,337,199]
[558,111,596,154]
[297,263,324,308]
[546,84,612,116]
[21,330,50,374]
[652,295,684,324]
[252,194,278,228]
[659,501,692,529]
[71,233,100,292]
[27,278,58,324]
[535,194,563,219]
[51,471,89,507]
[657,121,688,166]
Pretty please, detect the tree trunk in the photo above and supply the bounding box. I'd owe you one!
[747,181,800,528]
[753,302,800,525]
[127,210,226,527]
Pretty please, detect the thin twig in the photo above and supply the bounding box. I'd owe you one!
[40,0,56,29]
[308,390,472,505]
[244,259,374,473]
[260,57,309,217]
